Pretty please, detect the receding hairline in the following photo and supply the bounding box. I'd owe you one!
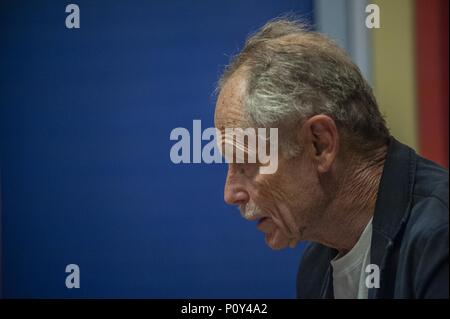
[218,25,352,91]
[216,18,390,154]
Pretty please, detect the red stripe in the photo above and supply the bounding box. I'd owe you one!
[415,0,449,168]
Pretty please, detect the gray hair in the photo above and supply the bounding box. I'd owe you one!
[218,18,390,155]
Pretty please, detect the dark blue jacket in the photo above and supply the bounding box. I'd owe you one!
[296,138,449,299]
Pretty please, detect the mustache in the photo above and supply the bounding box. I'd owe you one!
[239,201,262,219]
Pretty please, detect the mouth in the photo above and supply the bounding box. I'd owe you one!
[257,216,269,225]
[239,204,271,229]
[239,204,264,221]
[256,216,277,236]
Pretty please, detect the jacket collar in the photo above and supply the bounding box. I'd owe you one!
[368,137,417,298]
[319,137,417,298]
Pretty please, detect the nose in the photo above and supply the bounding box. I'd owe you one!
[224,165,249,206]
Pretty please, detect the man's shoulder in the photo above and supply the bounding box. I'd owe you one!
[401,189,448,263]
[408,155,448,237]
[413,155,448,209]
[395,155,449,297]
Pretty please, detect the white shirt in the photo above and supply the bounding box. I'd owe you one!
[331,218,373,299]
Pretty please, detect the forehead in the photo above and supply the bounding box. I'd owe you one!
[214,68,248,130]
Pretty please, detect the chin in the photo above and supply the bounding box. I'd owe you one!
[265,240,288,250]
[264,231,290,250]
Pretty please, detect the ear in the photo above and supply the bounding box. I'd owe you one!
[301,115,339,173]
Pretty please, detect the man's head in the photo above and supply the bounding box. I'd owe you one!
[214,19,389,250]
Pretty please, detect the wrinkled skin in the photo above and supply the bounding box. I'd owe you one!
[215,68,330,250]
[214,68,385,252]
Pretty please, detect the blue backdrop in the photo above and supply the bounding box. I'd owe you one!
[0,0,313,298]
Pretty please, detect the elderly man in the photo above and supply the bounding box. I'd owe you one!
[214,19,448,299]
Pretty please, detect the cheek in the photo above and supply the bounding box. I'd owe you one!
[266,162,319,234]
[249,186,275,213]
[251,176,299,235]
[273,202,299,236]
[246,180,277,215]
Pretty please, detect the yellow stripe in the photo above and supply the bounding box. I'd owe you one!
[372,0,418,150]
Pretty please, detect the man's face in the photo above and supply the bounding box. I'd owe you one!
[214,71,324,249]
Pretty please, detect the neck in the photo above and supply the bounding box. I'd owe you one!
[314,146,387,253]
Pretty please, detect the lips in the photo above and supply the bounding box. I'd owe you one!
[257,216,269,226]
[242,211,261,221]
[257,216,276,234]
